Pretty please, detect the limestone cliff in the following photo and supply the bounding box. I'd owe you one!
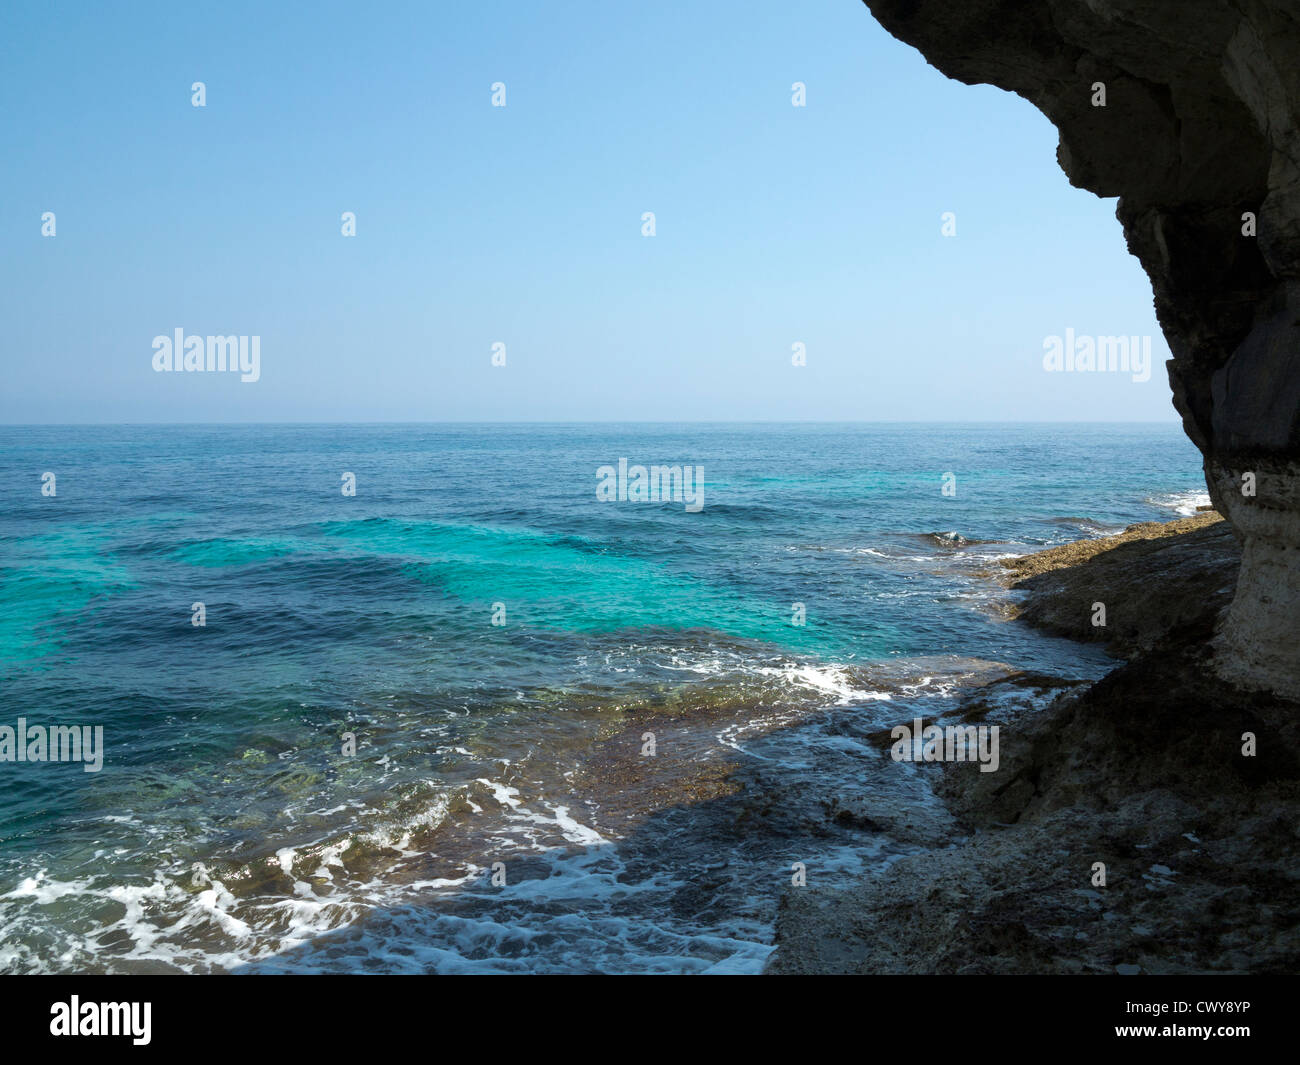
[862,0,1300,695]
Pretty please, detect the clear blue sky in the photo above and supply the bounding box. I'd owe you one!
[0,0,1176,423]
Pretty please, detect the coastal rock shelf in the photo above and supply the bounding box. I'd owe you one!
[768,516,1300,974]
[862,0,1300,697]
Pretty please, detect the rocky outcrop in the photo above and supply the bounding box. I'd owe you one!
[1000,511,1238,651]
[861,0,1300,696]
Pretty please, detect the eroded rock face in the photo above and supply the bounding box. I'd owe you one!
[862,0,1300,696]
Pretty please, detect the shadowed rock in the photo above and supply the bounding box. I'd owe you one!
[1000,511,1238,651]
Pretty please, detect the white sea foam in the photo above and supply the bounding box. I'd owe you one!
[0,640,1091,976]
[752,662,891,706]
[1146,490,1212,517]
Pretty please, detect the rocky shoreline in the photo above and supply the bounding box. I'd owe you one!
[997,511,1238,654]
[766,515,1300,974]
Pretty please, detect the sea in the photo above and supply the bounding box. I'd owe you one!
[0,423,1209,973]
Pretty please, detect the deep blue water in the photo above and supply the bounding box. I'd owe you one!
[0,423,1206,972]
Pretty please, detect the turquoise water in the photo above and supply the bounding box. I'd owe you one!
[0,423,1206,972]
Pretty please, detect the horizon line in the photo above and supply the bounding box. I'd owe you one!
[0,418,1185,427]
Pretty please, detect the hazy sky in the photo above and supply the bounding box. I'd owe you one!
[1,0,1176,423]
